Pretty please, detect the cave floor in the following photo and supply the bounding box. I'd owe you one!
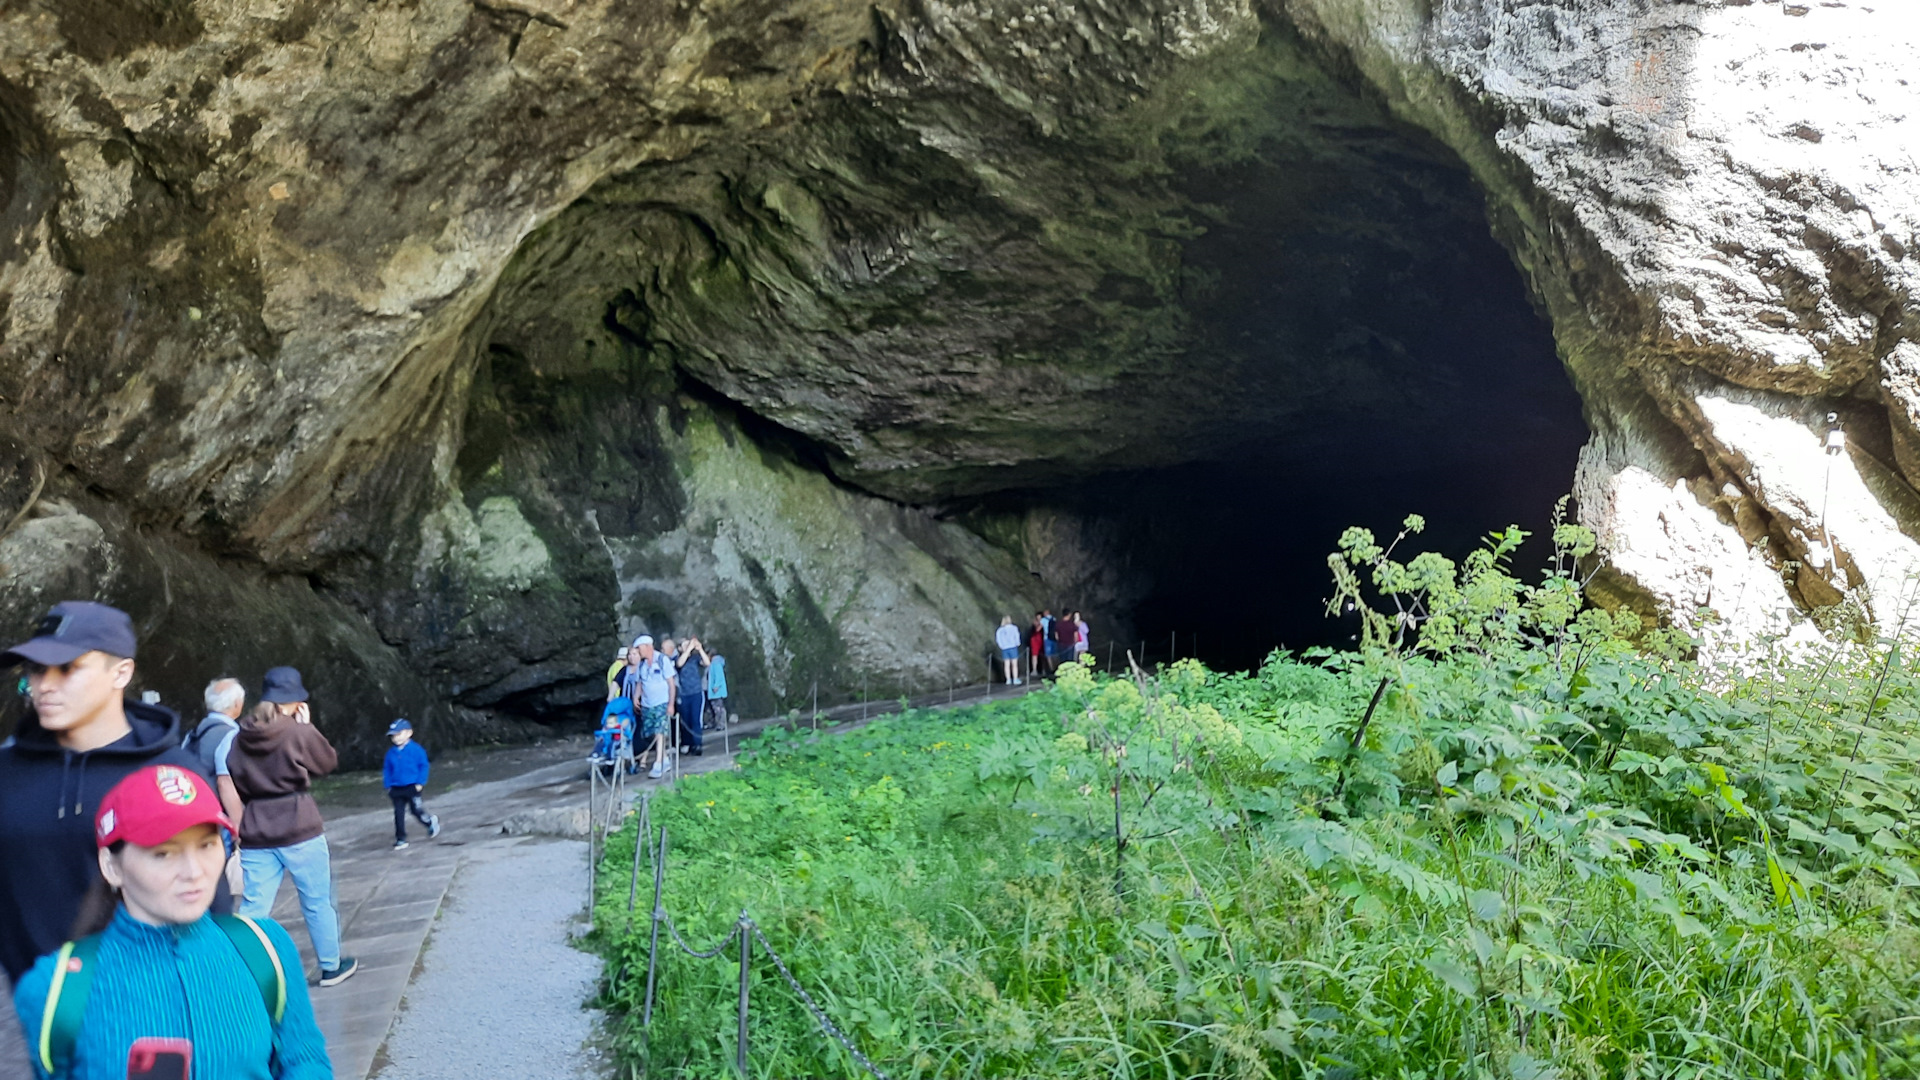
[267,678,1040,1078]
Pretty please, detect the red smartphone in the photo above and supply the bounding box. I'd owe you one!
[127,1037,191,1080]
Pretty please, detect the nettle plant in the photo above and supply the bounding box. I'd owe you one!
[1322,501,1920,915]
[1325,499,1675,665]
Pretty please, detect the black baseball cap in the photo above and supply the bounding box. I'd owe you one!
[2,601,138,666]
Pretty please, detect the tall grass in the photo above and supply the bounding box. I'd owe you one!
[591,516,1920,1079]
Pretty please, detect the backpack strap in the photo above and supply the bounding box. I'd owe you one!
[212,914,287,1024]
[38,934,100,1076]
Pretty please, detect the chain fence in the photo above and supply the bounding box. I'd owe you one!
[609,820,892,1080]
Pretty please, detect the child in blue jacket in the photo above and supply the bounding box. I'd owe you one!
[383,720,440,850]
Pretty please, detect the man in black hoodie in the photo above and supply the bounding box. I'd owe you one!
[0,601,212,985]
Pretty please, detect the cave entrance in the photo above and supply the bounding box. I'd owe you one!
[966,113,1589,674]
[468,21,1591,701]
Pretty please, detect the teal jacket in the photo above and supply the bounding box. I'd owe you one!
[12,908,331,1079]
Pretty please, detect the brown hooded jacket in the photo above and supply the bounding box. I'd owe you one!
[227,711,338,848]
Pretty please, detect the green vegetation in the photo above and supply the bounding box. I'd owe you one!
[592,512,1920,1078]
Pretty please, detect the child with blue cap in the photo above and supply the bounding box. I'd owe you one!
[382,720,440,851]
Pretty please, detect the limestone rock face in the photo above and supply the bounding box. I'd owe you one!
[2,0,1916,752]
[1282,0,1920,646]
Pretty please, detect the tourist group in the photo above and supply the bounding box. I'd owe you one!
[996,608,1088,686]
[595,633,730,779]
[0,600,446,1079]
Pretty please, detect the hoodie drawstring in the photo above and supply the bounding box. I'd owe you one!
[55,750,91,818]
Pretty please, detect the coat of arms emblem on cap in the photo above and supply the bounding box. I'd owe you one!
[155,766,196,805]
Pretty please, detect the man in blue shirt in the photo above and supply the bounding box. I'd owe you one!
[614,636,677,779]
[183,678,246,824]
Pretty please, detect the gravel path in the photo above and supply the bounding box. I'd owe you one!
[372,838,605,1080]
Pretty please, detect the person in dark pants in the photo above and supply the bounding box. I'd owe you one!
[0,602,217,985]
[382,719,440,850]
[674,636,710,757]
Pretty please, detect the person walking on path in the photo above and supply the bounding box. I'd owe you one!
[0,602,216,987]
[12,764,331,1080]
[1073,611,1090,662]
[227,668,358,987]
[184,679,248,825]
[382,720,441,850]
[705,649,730,728]
[674,636,710,758]
[1028,614,1047,681]
[184,678,248,912]
[611,637,676,779]
[995,617,1023,686]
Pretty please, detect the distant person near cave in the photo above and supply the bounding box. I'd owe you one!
[612,637,676,779]
[705,649,729,728]
[1028,614,1047,681]
[1051,608,1077,671]
[675,636,710,758]
[605,647,628,696]
[1073,611,1089,663]
[995,617,1022,686]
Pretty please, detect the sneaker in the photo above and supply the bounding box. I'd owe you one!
[318,958,359,987]
[427,816,442,839]
[393,840,409,850]
[648,760,665,779]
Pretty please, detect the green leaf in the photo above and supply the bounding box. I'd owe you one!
[1421,957,1478,1000]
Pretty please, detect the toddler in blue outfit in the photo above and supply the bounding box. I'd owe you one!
[594,697,636,772]
[383,719,440,850]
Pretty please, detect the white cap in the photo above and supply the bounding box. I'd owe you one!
[632,635,653,647]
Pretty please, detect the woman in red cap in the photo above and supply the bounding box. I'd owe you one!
[10,765,331,1079]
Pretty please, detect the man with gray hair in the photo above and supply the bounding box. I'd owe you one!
[185,676,247,823]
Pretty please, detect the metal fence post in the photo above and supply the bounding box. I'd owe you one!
[736,913,752,1076]
[643,826,667,1027]
[627,794,647,913]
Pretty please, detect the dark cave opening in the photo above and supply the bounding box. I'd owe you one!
[980,151,1590,675]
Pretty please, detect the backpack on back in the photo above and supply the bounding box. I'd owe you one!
[181,716,234,779]
[37,914,286,1075]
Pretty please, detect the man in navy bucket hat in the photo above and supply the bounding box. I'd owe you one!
[0,601,218,1077]
[226,665,358,987]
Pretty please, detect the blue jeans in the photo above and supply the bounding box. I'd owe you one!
[240,835,342,968]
